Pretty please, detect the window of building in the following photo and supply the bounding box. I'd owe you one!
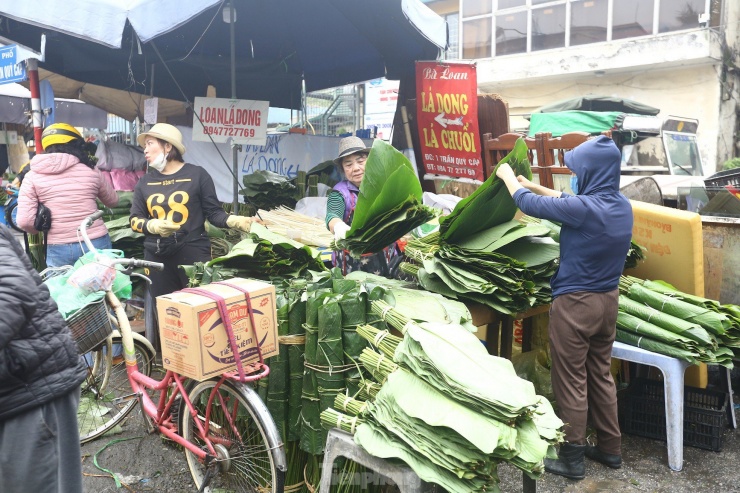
[463,17,493,58]
[570,0,608,46]
[531,4,566,51]
[496,11,528,55]
[459,0,712,57]
[446,13,460,59]
[612,0,654,40]
[658,0,705,33]
[498,0,526,8]
[462,0,491,17]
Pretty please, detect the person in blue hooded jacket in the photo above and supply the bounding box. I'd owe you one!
[497,135,633,480]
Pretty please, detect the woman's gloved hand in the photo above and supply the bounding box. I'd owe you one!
[226,215,261,232]
[333,221,351,241]
[146,218,181,237]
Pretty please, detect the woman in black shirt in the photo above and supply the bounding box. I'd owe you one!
[130,123,256,297]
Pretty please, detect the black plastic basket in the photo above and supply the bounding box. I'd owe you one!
[704,168,740,188]
[65,298,113,354]
[622,378,727,452]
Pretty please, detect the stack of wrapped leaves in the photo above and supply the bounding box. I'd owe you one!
[320,300,564,493]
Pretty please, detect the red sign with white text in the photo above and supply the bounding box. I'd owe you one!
[416,61,482,181]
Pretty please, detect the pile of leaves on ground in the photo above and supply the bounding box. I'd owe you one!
[616,276,737,367]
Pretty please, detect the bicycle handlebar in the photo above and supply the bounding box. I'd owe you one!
[78,211,164,272]
[116,258,165,271]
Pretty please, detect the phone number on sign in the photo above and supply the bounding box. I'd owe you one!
[202,126,256,137]
[425,163,478,176]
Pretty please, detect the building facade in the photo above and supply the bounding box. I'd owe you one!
[425,0,740,174]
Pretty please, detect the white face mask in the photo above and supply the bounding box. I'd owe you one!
[149,152,166,172]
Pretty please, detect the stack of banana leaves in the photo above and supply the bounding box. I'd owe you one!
[99,191,135,221]
[402,138,559,315]
[104,216,144,259]
[617,276,736,367]
[319,300,563,493]
[333,140,439,257]
[239,169,298,212]
[183,223,326,285]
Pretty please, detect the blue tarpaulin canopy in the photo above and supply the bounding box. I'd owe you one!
[0,0,447,111]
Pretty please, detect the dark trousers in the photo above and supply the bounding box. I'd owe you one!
[145,237,212,298]
[0,388,83,493]
[549,289,621,455]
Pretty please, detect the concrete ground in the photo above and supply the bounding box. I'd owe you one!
[498,428,740,492]
[81,398,740,493]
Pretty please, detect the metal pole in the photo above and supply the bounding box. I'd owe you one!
[229,0,239,213]
[27,58,43,153]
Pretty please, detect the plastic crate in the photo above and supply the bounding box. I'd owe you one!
[704,168,740,188]
[622,378,727,452]
[65,298,113,354]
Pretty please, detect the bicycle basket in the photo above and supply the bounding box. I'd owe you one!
[65,298,113,354]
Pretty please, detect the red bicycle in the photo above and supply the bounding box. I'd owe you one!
[77,210,286,492]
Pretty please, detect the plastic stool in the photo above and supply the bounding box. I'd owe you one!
[612,341,691,471]
[320,428,435,492]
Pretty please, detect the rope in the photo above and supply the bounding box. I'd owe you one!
[375,353,385,372]
[304,362,357,373]
[373,330,389,347]
[284,481,306,493]
[278,334,306,345]
[304,464,317,493]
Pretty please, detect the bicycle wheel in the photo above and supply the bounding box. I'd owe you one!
[180,379,286,493]
[77,335,155,443]
[4,199,24,233]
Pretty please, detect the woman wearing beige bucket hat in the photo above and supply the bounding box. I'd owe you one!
[129,123,258,297]
[325,135,400,277]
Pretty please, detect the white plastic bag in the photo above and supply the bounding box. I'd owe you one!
[67,256,117,294]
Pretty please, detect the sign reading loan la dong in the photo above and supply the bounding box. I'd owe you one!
[193,97,269,145]
[0,45,27,85]
[415,61,482,182]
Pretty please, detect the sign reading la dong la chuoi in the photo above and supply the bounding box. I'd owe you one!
[415,61,482,182]
[193,97,269,146]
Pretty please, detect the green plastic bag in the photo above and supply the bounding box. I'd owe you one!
[45,249,132,319]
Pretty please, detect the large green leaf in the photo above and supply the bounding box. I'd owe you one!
[456,221,551,252]
[439,138,532,244]
[350,140,422,232]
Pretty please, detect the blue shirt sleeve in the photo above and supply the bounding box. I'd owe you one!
[513,189,588,229]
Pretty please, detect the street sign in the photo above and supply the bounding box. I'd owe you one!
[415,61,483,182]
[0,45,27,85]
[192,97,269,145]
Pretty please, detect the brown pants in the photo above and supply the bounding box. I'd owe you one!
[549,289,621,455]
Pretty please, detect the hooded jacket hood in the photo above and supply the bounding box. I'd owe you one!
[563,135,621,195]
[30,152,83,175]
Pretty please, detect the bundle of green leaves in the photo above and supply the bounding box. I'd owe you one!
[403,139,560,315]
[203,223,326,280]
[333,140,439,257]
[240,170,298,211]
[616,276,736,366]
[316,300,563,493]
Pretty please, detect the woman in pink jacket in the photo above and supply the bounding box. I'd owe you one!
[17,123,119,267]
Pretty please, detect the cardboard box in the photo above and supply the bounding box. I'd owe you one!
[156,278,278,381]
